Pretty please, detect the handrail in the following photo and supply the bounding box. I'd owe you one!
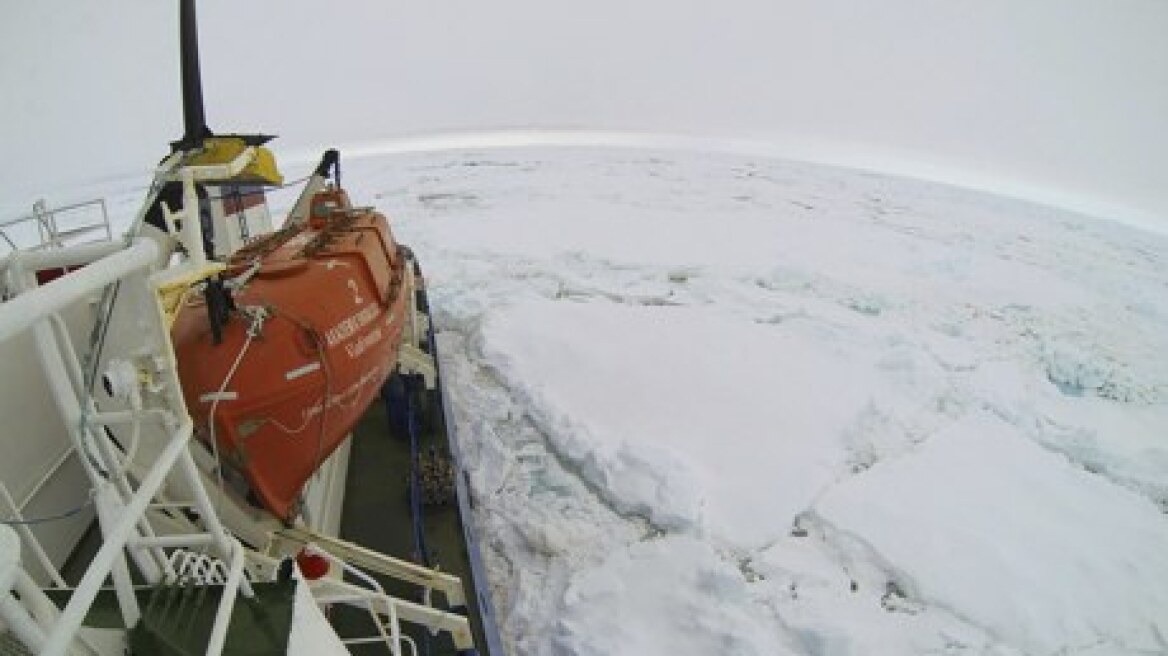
[0,239,159,341]
[305,545,402,654]
[245,546,476,654]
[0,199,110,229]
[269,526,467,607]
[308,577,476,652]
[0,198,112,254]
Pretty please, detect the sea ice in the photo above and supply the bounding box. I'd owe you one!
[816,414,1168,654]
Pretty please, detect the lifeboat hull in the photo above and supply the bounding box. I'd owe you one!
[172,190,408,520]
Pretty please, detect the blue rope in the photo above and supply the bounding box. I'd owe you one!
[405,375,431,568]
[406,374,436,656]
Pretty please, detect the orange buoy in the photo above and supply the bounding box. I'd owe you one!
[173,188,409,520]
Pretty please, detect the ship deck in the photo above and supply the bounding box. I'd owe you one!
[335,378,497,655]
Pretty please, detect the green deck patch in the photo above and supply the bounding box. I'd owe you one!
[45,580,296,656]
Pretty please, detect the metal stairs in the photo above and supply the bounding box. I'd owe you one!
[128,578,296,656]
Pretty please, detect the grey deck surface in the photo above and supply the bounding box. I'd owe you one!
[336,383,493,655]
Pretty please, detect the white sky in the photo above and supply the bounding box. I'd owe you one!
[2,0,1166,230]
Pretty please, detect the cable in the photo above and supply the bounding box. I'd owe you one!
[199,174,313,203]
[83,282,118,395]
[1,494,94,526]
[274,174,313,190]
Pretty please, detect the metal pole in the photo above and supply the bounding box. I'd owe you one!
[176,0,212,150]
[0,240,158,342]
[6,241,122,272]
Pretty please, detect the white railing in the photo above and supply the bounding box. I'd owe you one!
[302,546,415,656]
[307,575,478,655]
[268,527,467,608]
[264,529,476,654]
[0,199,112,256]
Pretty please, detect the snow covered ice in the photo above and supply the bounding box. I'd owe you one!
[817,415,1168,654]
[59,146,1168,655]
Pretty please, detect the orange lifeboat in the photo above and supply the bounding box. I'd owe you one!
[172,186,409,520]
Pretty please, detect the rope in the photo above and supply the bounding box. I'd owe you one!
[270,309,332,485]
[406,378,435,656]
[205,312,262,512]
[194,304,333,525]
[404,376,430,568]
[404,373,434,656]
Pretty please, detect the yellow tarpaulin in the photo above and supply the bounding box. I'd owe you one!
[186,136,283,185]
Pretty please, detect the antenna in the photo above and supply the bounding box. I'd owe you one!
[173,0,213,151]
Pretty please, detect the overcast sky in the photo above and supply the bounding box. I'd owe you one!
[2,0,1165,230]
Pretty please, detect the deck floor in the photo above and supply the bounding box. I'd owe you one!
[336,382,493,655]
